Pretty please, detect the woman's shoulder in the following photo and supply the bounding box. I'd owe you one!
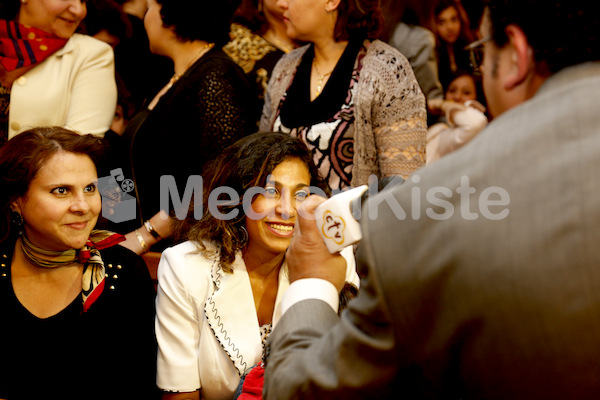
[278,44,309,65]
[160,241,217,273]
[157,241,217,293]
[99,244,149,277]
[269,44,308,83]
[364,39,411,65]
[195,49,244,72]
[188,49,250,86]
[223,23,277,74]
[63,33,114,56]
[162,240,203,259]
[360,39,419,86]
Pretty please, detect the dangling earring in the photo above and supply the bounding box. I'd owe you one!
[257,0,263,14]
[236,226,249,250]
[11,211,23,228]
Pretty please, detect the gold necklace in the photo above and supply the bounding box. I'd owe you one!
[171,42,215,83]
[313,60,333,97]
[148,42,215,110]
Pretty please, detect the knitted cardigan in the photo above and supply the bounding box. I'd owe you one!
[259,40,427,187]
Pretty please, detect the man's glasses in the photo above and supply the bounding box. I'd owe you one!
[465,36,492,75]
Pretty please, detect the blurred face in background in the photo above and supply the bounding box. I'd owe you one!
[445,74,477,104]
[18,0,87,39]
[436,5,461,44]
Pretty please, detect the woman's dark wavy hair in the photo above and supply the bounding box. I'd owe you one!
[156,0,241,45]
[334,0,384,41]
[484,0,600,74]
[0,127,105,244]
[179,132,326,272]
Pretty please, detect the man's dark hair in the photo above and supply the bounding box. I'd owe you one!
[485,0,600,74]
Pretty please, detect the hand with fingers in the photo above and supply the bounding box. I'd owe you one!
[286,195,347,293]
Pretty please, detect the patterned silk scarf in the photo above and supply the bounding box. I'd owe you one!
[20,230,125,312]
[0,20,68,71]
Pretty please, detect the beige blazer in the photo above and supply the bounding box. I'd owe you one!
[8,34,117,138]
[156,240,359,400]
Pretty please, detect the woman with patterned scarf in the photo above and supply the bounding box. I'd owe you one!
[0,127,159,400]
[0,0,117,147]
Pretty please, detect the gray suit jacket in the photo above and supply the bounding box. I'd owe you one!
[264,62,600,399]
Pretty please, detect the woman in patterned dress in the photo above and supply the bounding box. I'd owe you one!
[260,0,427,193]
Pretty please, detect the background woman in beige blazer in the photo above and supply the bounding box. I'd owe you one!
[0,0,117,145]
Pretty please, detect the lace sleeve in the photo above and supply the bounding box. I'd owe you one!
[196,63,254,151]
[369,43,428,178]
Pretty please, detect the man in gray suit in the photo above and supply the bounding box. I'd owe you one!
[264,0,600,398]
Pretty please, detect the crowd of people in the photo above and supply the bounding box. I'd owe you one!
[1,0,599,398]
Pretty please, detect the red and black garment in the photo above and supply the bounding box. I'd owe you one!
[0,20,67,71]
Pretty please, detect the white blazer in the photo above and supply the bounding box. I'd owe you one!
[156,240,359,400]
[8,34,117,138]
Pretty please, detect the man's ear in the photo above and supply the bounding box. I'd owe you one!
[325,0,342,13]
[503,24,534,90]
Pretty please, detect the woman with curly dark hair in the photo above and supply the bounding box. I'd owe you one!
[155,132,359,400]
[260,0,427,193]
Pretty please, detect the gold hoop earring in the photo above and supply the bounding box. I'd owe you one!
[236,226,249,250]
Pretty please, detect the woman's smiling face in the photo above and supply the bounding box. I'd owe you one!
[245,157,311,258]
[18,0,87,39]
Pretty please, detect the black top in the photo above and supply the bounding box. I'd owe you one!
[0,242,159,400]
[279,40,363,128]
[117,49,255,236]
